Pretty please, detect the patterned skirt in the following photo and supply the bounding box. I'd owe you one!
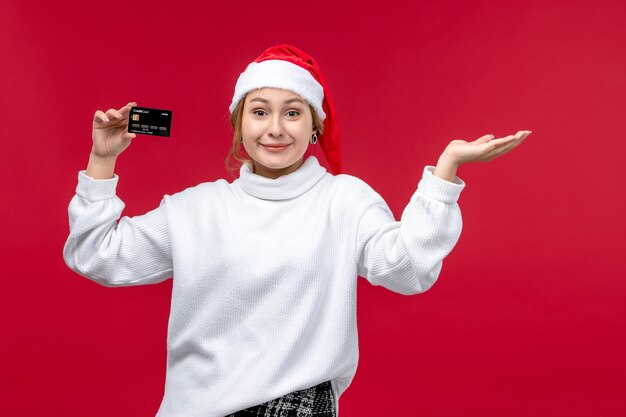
[226,380,336,417]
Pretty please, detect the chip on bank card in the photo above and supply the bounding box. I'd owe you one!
[127,106,172,137]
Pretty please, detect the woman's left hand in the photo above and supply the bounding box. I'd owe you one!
[443,130,532,165]
[433,130,532,182]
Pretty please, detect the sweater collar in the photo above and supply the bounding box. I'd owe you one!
[238,156,327,200]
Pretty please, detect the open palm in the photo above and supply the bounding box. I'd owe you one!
[444,130,531,165]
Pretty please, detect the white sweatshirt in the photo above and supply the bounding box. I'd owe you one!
[63,156,465,417]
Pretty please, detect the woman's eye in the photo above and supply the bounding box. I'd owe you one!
[287,111,300,117]
[254,110,266,117]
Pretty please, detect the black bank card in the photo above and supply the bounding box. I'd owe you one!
[128,106,172,137]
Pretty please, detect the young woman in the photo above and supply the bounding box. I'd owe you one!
[63,44,530,417]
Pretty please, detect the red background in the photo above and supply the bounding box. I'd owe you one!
[1,0,624,416]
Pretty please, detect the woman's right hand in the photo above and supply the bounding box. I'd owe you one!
[91,102,138,158]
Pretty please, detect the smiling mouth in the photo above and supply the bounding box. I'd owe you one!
[261,143,291,152]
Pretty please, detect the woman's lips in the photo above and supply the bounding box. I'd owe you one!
[261,143,291,153]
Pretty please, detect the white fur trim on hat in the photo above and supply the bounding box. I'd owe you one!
[229,60,326,121]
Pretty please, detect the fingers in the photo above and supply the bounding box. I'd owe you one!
[508,130,532,150]
[484,135,515,152]
[121,101,138,113]
[504,130,532,140]
[94,102,137,123]
[450,130,532,164]
[473,132,518,151]
[489,130,531,148]
[105,107,126,121]
[507,130,531,150]
[473,134,495,145]
[483,130,531,160]
[94,110,109,123]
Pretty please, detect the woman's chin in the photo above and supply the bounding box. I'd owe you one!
[254,157,304,178]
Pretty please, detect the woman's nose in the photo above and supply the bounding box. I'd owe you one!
[268,115,283,137]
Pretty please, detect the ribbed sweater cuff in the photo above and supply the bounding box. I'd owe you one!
[416,166,465,203]
[76,170,119,201]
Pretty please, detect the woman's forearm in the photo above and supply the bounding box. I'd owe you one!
[433,154,460,183]
[86,152,117,179]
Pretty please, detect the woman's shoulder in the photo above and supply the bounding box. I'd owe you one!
[162,177,235,206]
[323,173,385,206]
[326,172,376,191]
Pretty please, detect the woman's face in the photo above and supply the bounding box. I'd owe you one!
[241,87,316,179]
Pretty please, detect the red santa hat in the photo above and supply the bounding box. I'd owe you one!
[229,44,342,175]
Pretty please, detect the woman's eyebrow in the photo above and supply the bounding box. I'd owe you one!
[249,97,305,104]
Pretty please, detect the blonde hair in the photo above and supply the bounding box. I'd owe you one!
[225,94,325,175]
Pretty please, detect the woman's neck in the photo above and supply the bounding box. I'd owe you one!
[251,158,305,180]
